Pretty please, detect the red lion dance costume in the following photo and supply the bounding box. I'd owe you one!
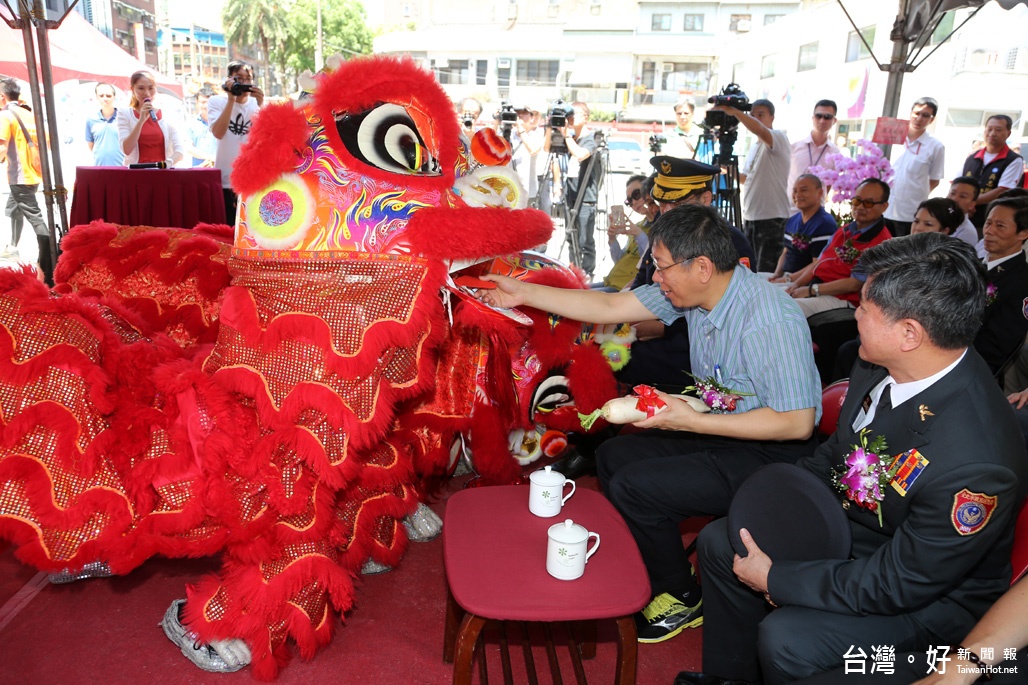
[0,56,618,678]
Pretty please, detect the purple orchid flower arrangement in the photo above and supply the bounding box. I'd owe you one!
[986,282,998,306]
[809,139,895,205]
[831,428,899,527]
[684,373,754,414]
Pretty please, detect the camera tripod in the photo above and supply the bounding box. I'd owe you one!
[697,129,742,229]
[534,131,608,276]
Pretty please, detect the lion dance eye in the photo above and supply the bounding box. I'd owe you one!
[243,173,316,249]
[335,103,441,176]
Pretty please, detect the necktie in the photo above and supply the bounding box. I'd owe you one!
[877,384,892,413]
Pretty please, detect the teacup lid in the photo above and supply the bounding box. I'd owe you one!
[548,518,587,544]
[531,465,564,486]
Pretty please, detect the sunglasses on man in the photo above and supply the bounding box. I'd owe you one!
[813,113,835,121]
[624,188,644,205]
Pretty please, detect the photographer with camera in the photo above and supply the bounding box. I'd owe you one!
[711,98,791,274]
[457,98,482,139]
[208,61,264,225]
[543,101,602,279]
[503,103,543,204]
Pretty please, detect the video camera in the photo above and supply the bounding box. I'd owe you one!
[223,79,255,97]
[496,100,517,141]
[704,83,750,130]
[648,133,666,154]
[547,98,574,130]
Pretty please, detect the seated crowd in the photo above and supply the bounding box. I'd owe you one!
[482,127,1028,682]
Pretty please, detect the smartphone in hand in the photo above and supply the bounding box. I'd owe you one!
[609,205,627,231]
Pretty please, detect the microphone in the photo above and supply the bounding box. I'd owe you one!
[144,97,157,122]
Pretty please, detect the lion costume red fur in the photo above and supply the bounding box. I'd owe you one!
[0,56,617,679]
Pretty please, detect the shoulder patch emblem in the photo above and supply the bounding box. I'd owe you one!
[890,449,928,497]
[951,489,998,536]
[1022,297,1028,321]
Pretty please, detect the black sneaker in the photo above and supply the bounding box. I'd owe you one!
[635,590,703,643]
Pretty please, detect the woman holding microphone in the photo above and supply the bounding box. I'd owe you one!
[117,70,185,167]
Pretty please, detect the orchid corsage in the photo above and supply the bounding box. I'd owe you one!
[790,233,811,251]
[986,282,998,307]
[831,429,899,527]
[684,373,753,413]
[834,238,860,265]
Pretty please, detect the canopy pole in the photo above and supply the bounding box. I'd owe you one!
[33,0,70,244]
[13,0,60,260]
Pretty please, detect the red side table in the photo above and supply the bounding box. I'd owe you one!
[442,485,651,684]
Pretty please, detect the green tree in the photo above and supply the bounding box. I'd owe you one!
[222,0,288,94]
[283,0,373,76]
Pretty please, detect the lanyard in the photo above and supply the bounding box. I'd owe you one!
[807,142,828,168]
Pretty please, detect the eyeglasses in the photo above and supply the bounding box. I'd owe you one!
[849,197,886,208]
[653,256,696,273]
[813,113,835,121]
[624,188,643,205]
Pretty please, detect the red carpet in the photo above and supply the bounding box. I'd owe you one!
[0,477,702,684]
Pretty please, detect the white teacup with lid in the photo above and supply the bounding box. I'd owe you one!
[546,518,600,580]
[528,465,576,517]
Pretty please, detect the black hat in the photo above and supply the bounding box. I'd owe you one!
[649,156,720,203]
[727,463,852,561]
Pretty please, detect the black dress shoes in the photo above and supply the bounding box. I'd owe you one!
[674,672,759,685]
[548,446,596,479]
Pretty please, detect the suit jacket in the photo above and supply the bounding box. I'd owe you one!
[768,351,1027,641]
[975,251,1028,375]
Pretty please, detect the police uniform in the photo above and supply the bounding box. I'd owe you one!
[978,251,1028,375]
[697,351,1027,684]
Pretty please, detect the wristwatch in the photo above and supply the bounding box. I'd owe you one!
[810,283,820,297]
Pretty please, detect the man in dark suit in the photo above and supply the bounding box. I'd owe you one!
[676,234,1028,685]
[977,196,1028,376]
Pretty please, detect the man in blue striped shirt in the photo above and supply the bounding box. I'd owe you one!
[480,203,822,644]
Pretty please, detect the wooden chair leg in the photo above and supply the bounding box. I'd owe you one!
[444,589,465,663]
[613,615,639,685]
[572,620,597,660]
[519,621,539,685]
[499,621,513,685]
[453,613,488,685]
[542,622,564,685]
[565,621,588,685]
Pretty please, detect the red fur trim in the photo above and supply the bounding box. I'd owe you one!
[231,102,312,198]
[466,402,521,484]
[309,56,461,194]
[406,206,553,259]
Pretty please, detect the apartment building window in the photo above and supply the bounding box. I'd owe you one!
[732,62,745,83]
[764,14,784,25]
[661,62,708,92]
[652,14,671,31]
[760,54,776,79]
[476,59,487,86]
[797,42,818,72]
[684,14,703,32]
[930,11,954,44]
[435,59,469,85]
[729,14,751,32]
[846,26,876,62]
[515,59,559,87]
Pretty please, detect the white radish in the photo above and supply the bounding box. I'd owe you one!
[581,392,711,429]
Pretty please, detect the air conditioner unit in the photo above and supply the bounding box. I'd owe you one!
[497,58,511,69]
[736,19,752,32]
[661,64,674,72]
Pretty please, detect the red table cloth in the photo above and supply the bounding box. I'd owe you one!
[70,166,226,229]
[443,486,651,621]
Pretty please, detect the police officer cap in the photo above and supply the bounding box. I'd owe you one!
[727,463,852,561]
[649,156,720,203]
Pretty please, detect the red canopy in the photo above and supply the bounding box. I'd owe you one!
[0,10,182,96]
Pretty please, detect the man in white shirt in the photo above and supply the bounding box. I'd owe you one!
[208,61,264,226]
[711,98,791,273]
[883,97,946,237]
[787,99,841,211]
[662,97,701,160]
[962,115,1024,233]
